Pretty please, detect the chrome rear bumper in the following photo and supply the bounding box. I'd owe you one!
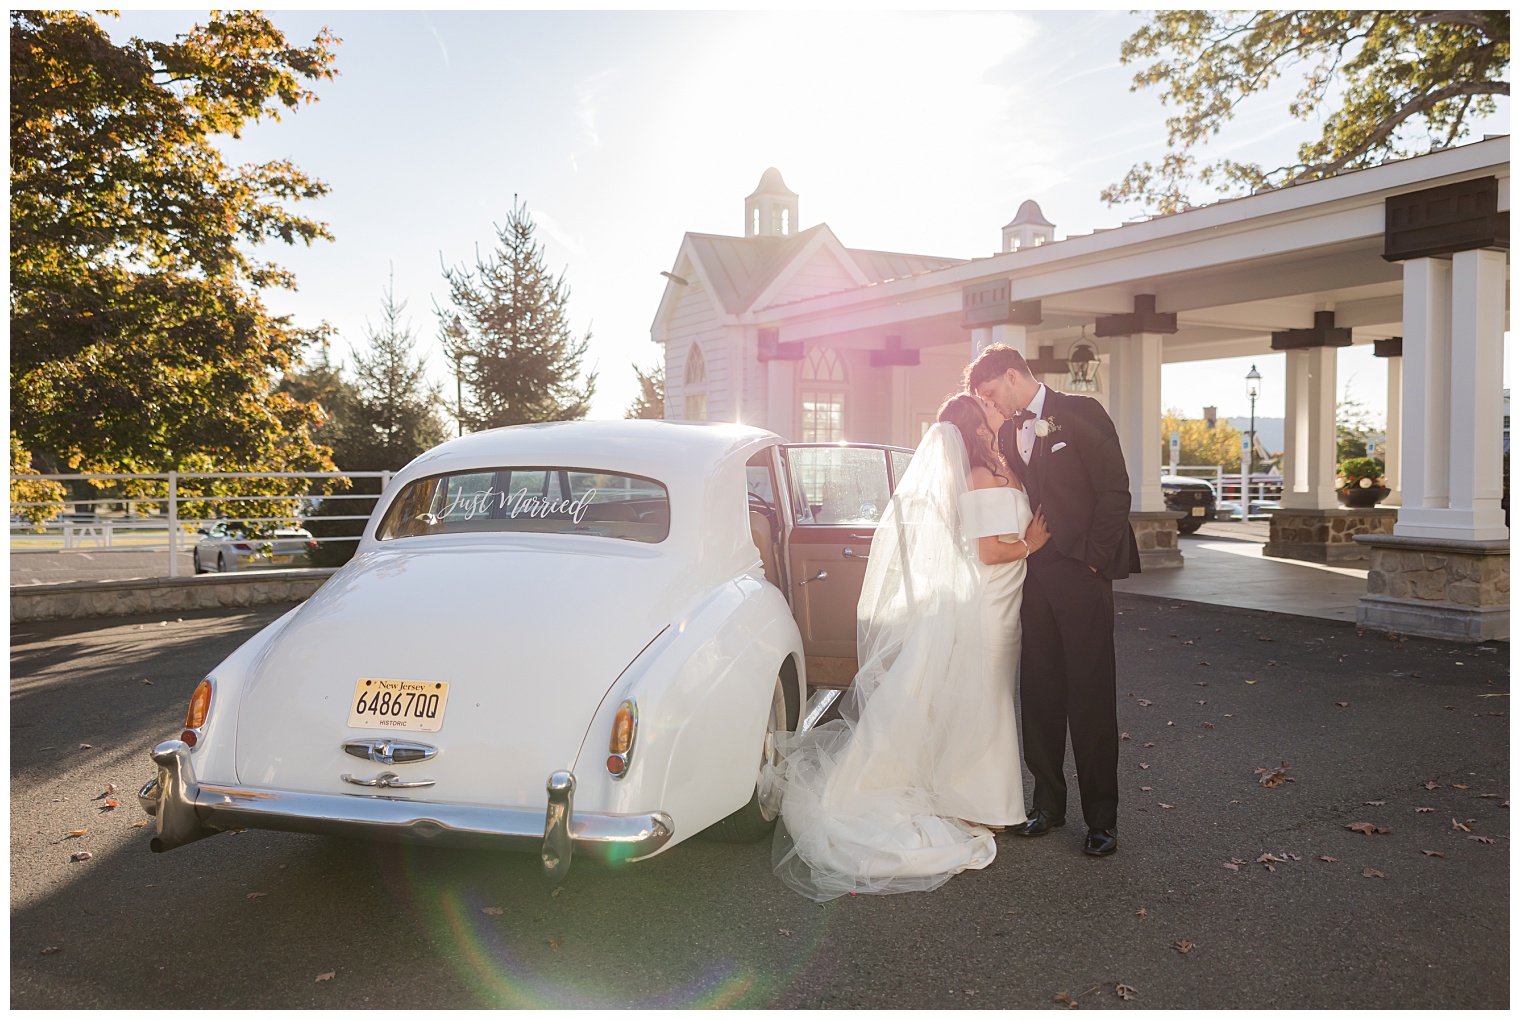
[139,740,673,875]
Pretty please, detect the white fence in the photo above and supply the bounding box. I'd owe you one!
[10,471,392,578]
[1164,466,1284,518]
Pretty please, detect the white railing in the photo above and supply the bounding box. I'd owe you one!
[9,471,392,578]
[1162,466,1284,519]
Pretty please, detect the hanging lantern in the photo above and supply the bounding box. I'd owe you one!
[1067,331,1099,392]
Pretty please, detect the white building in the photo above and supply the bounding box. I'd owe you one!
[653,143,1510,641]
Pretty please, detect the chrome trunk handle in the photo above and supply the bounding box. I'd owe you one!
[799,570,828,585]
[341,772,435,789]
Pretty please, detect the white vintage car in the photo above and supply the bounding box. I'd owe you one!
[140,420,913,876]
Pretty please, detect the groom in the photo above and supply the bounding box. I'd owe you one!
[967,344,1140,856]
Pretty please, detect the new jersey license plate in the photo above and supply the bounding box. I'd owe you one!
[1191,507,1206,516]
[348,677,450,732]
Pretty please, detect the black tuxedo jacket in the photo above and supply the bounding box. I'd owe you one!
[999,388,1141,580]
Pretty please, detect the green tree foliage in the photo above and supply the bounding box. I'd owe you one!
[1160,410,1246,471]
[1336,392,1383,463]
[438,200,597,431]
[10,10,340,480]
[1104,11,1510,213]
[9,436,66,527]
[346,278,450,471]
[625,363,665,419]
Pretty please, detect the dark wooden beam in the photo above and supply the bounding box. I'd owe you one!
[961,280,1041,328]
[870,335,920,367]
[1384,176,1509,262]
[1373,336,1403,358]
[1027,344,1068,376]
[756,327,803,362]
[1270,310,1353,351]
[1094,294,1178,337]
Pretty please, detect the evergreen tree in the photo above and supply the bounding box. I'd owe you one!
[626,362,665,419]
[276,346,362,469]
[438,200,596,430]
[348,276,450,470]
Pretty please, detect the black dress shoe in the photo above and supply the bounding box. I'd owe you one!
[1012,810,1066,837]
[1083,828,1118,856]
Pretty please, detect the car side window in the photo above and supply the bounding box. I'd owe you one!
[784,447,891,526]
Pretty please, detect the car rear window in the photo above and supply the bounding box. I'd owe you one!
[375,468,670,543]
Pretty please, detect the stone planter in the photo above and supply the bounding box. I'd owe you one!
[1338,485,1390,508]
[1264,506,1398,563]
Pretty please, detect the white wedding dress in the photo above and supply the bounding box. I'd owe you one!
[768,423,1029,902]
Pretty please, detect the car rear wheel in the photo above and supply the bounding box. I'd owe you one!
[704,669,798,843]
[192,549,206,574]
[1177,516,1205,535]
[217,551,229,573]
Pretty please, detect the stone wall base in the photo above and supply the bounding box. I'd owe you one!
[1354,534,1508,643]
[11,568,338,624]
[1131,510,1183,570]
[1265,507,1398,564]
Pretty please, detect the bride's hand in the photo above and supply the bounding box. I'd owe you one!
[1025,510,1051,552]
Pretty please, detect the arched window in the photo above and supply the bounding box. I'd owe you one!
[800,347,846,442]
[781,208,790,235]
[752,208,760,237]
[683,343,707,420]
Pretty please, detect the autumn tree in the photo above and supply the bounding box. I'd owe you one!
[346,278,450,470]
[438,200,596,431]
[625,363,665,419]
[1104,11,1510,213]
[1160,410,1246,471]
[10,10,340,482]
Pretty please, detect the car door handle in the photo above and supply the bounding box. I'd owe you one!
[799,570,828,585]
[848,533,873,541]
[842,547,868,560]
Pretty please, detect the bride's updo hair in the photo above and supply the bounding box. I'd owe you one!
[937,393,1009,484]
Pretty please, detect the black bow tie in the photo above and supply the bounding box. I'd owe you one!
[1012,408,1037,423]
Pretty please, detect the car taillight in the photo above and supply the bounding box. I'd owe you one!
[606,699,637,778]
[182,678,212,746]
[307,540,318,550]
[233,542,253,551]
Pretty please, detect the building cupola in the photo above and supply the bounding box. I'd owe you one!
[745,168,799,238]
[1002,199,1055,253]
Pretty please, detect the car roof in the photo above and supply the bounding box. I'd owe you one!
[395,419,780,486]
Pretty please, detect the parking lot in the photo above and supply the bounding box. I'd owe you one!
[10,597,1507,1009]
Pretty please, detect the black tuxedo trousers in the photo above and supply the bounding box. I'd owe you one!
[1020,550,1119,831]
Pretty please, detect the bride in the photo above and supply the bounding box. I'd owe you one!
[768,392,1050,901]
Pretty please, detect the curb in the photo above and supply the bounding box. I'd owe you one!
[10,568,339,623]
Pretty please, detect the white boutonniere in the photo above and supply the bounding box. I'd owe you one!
[1033,415,1061,439]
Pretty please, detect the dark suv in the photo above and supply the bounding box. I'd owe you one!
[1161,475,1217,535]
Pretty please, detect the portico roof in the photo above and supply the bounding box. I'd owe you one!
[759,136,1510,364]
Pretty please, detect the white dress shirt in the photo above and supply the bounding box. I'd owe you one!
[1015,385,1048,465]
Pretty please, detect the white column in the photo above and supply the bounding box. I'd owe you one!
[990,323,1028,357]
[1394,258,1453,537]
[1279,344,1339,509]
[766,359,795,441]
[1444,248,1508,540]
[889,364,911,448]
[1108,333,1165,512]
[970,327,991,357]
[1383,355,1402,506]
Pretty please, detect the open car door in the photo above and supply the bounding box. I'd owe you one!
[779,444,914,688]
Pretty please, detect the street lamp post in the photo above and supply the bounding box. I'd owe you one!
[1246,364,1261,512]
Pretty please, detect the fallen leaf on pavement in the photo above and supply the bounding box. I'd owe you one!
[1052,992,1078,1009]
[547,937,565,950]
[1140,786,1152,792]
[1479,793,1500,799]
[1137,699,1153,707]
[1174,940,1195,955]
[1451,783,1470,789]
[1468,835,1496,844]
[40,946,61,955]
[1115,983,1138,1001]
[1319,856,1338,863]
[1422,781,1438,790]
[1246,680,1258,685]
[1347,822,1390,835]
[1158,803,1176,809]
[1415,807,1434,813]
[246,892,268,900]
[1256,853,1286,863]
[1120,732,1130,740]
[1222,862,1239,872]
[1364,801,1386,806]
[1144,742,1156,748]
[1197,700,1206,705]
[1135,908,1148,917]
[77,744,93,750]
[551,886,564,898]
[1139,764,1150,770]
[139,679,154,685]
[1288,853,1302,861]
[131,820,147,828]
[1204,722,1215,729]
[1421,850,1445,857]
[1256,763,1291,788]
[70,851,92,862]
[1335,702,1351,708]
[778,929,792,937]
[64,829,87,839]
[1362,867,1385,879]
[315,971,335,983]
[1452,818,1471,832]
[100,801,118,811]
[482,906,505,916]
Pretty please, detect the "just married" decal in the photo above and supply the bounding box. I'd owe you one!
[419,486,599,525]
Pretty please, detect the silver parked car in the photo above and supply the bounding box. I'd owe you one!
[192,521,316,573]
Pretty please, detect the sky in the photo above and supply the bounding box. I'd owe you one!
[105,9,1509,429]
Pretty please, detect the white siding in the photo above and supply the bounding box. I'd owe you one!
[661,283,728,420]
[769,249,861,306]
